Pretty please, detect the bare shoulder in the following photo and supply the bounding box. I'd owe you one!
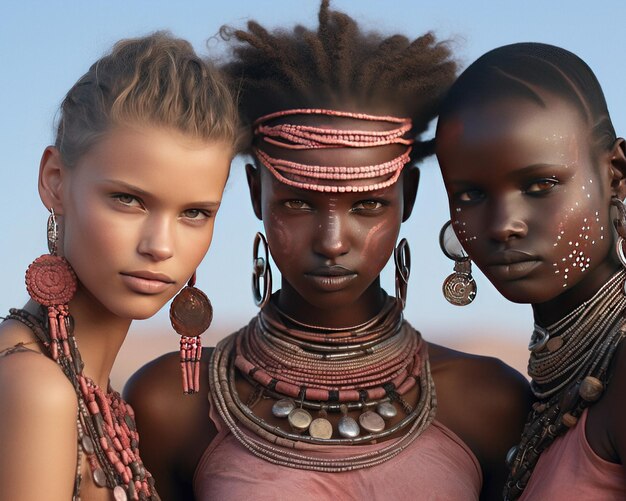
[428,342,532,499]
[0,350,78,499]
[124,347,216,500]
[602,339,626,462]
[0,317,42,353]
[428,341,530,408]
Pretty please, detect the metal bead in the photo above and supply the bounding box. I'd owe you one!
[113,485,128,501]
[309,418,333,439]
[505,445,519,467]
[579,376,603,402]
[272,399,295,418]
[81,435,95,455]
[288,408,312,433]
[546,336,564,352]
[376,401,398,420]
[337,415,360,439]
[561,412,578,428]
[92,468,107,487]
[359,410,385,433]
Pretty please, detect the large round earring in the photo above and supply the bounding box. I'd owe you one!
[394,238,411,310]
[252,232,273,309]
[611,196,626,268]
[439,221,477,306]
[170,271,213,394]
[25,208,77,361]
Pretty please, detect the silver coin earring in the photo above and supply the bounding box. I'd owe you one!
[439,221,477,306]
[394,238,411,310]
[252,232,273,308]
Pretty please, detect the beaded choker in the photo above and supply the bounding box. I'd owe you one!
[252,108,414,193]
[5,309,159,501]
[504,269,626,500]
[209,297,437,471]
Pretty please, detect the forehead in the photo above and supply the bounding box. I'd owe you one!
[437,96,592,176]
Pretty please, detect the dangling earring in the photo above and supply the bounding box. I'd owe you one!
[252,232,272,309]
[170,271,213,394]
[394,238,411,309]
[25,208,77,361]
[439,221,477,306]
[611,196,626,269]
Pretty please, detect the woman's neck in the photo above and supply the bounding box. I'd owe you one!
[27,285,132,390]
[276,279,388,329]
[532,255,623,326]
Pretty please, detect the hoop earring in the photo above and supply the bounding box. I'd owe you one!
[25,208,77,361]
[394,238,411,310]
[439,221,477,306]
[170,271,213,394]
[611,196,626,268]
[252,232,273,309]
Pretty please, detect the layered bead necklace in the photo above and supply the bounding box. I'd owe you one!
[504,269,626,500]
[6,308,159,501]
[209,296,437,471]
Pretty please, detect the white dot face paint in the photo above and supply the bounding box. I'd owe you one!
[437,95,617,305]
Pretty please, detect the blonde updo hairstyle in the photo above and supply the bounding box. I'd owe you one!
[55,31,240,167]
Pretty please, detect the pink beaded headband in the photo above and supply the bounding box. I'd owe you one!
[252,108,414,193]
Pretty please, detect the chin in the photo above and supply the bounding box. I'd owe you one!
[494,281,559,306]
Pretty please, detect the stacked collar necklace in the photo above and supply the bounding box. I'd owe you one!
[209,296,437,471]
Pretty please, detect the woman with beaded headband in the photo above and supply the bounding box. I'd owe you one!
[436,43,626,499]
[0,33,239,500]
[126,3,530,499]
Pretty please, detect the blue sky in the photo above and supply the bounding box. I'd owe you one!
[1,0,624,346]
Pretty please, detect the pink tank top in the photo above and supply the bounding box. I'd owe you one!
[193,400,482,500]
[520,408,625,500]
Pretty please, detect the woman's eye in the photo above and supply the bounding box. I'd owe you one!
[284,200,312,210]
[112,193,141,207]
[526,178,558,194]
[182,209,211,220]
[353,200,384,211]
[456,189,484,203]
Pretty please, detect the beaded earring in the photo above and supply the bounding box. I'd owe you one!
[25,209,77,360]
[252,232,273,309]
[439,221,477,306]
[394,238,411,309]
[169,271,212,394]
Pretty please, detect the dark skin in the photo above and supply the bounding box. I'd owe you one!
[125,115,531,501]
[436,94,626,481]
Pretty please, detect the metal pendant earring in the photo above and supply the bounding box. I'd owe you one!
[439,221,477,306]
[252,232,273,309]
[170,271,213,394]
[25,208,77,361]
[394,238,411,310]
[611,196,626,269]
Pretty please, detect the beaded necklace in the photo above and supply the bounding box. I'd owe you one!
[208,297,437,471]
[503,269,626,500]
[5,308,160,501]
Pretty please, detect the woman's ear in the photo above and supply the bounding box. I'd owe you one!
[609,138,626,199]
[401,165,420,222]
[246,162,263,220]
[38,146,66,213]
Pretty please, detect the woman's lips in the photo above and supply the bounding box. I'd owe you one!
[486,252,541,281]
[120,271,175,294]
[304,266,357,291]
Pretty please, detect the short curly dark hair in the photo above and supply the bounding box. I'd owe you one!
[222,0,457,161]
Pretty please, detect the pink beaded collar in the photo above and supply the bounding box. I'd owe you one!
[253,108,414,193]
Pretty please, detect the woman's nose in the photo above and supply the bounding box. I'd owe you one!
[137,216,175,261]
